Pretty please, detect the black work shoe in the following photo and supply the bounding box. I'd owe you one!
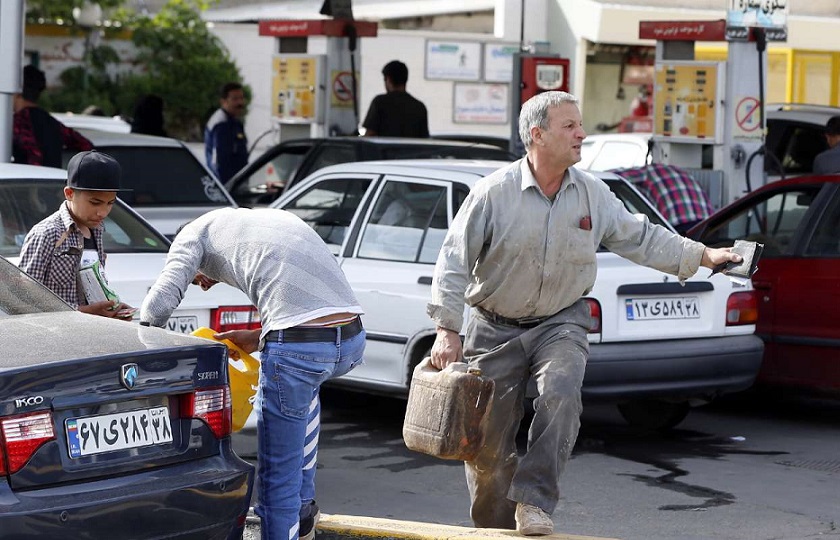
[299,501,321,540]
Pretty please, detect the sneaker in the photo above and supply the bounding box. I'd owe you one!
[515,502,554,536]
[299,501,321,540]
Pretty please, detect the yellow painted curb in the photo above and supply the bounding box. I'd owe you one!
[317,514,619,540]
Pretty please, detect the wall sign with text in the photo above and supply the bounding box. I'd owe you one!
[425,40,482,81]
[453,83,509,124]
[483,43,519,83]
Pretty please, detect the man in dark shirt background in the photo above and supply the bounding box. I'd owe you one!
[362,61,429,138]
[204,82,249,183]
[813,115,840,174]
[12,65,93,168]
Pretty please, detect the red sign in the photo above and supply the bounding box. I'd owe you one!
[639,20,727,41]
[259,19,377,38]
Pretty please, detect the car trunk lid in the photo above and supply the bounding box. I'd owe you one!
[0,312,230,490]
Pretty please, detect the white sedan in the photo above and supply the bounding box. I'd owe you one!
[271,159,764,430]
[0,163,259,335]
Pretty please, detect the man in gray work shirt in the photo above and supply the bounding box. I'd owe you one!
[140,207,365,540]
[426,91,742,536]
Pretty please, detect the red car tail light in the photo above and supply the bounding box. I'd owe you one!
[210,306,261,332]
[180,386,232,439]
[0,411,56,474]
[726,291,759,326]
[583,298,602,333]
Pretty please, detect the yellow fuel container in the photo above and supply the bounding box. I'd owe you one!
[191,327,260,432]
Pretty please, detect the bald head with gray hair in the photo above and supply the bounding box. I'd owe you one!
[518,91,580,150]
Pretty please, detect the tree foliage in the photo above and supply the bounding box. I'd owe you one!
[25,0,125,23]
[33,0,247,141]
[125,0,245,139]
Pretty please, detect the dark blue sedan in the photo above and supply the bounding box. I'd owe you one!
[0,257,254,538]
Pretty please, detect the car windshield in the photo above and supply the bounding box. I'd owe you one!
[0,256,72,316]
[0,180,170,258]
[70,147,230,206]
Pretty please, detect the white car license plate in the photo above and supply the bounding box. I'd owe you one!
[166,315,199,333]
[625,296,700,321]
[65,406,173,458]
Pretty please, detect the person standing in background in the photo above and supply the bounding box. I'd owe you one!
[204,82,249,182]
[12,65,93,168]
[813,115,840,174]
[362,61,429,138]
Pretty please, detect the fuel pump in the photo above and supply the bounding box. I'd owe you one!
[258,18,377,143]
[640,1,788,207]
[509,53,570,156]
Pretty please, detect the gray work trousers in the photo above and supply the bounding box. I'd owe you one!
[463,299,590,529]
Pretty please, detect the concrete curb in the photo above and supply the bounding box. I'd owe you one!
[244,510,618,540]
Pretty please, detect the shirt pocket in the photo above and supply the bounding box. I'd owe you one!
[565,227,597,266]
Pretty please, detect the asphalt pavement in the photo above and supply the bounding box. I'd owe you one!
[232,387,840,540]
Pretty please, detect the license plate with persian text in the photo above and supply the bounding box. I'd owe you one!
[65,406,173,458]
[625,296,700,321]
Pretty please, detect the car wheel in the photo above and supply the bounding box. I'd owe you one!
[617,400,691,431]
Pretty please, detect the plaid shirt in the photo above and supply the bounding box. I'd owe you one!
[18,202,107,309]
[609,164,714,228]
[12,107,93,167]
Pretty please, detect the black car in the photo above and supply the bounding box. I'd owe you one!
[0,257,254,538]
[225,136,517,207]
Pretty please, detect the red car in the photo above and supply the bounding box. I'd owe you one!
[688,175,840,392]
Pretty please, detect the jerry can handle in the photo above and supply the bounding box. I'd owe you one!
[417,356,470,375]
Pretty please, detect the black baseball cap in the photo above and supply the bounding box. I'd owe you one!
[66,150,131,192]
[826,116,840,136]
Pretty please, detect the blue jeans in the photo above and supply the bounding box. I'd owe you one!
[255,328,366,540]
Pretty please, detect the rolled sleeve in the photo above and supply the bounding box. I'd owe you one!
[427,191,488,333]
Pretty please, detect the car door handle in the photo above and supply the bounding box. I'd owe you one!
[752,280,772,290]
[418,276,432,285]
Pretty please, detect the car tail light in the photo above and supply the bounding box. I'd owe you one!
[726,291,758,326]
[0,411,56,475]
[210,306,261,332]
[180,386,232,439]
[583,298,602,333]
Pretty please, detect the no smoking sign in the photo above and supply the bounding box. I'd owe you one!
[735,97,761,136]
[331,71,356,108]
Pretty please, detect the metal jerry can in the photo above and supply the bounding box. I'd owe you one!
[402,357,495,461]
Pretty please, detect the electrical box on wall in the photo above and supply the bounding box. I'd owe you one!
[509,53,571,156]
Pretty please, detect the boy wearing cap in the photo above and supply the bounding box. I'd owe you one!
[19,150,134,318]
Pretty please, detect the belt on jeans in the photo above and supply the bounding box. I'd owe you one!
[476,307,550,329]
[263,317,363,343]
